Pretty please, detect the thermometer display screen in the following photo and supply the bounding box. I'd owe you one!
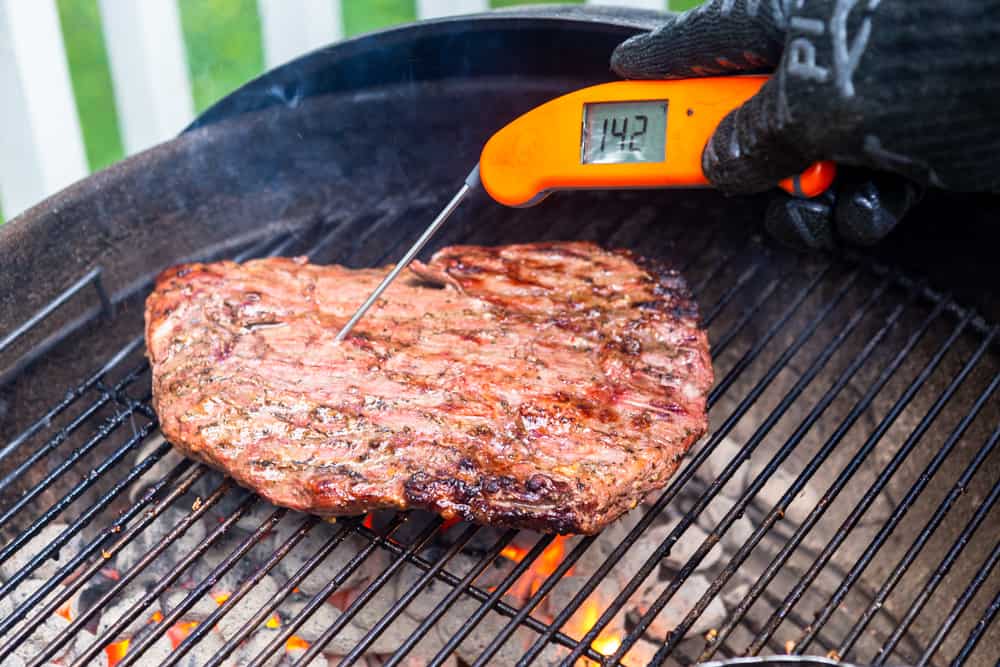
[581,100,668,165]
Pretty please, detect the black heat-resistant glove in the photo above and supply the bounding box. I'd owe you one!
[611,0,1000,249]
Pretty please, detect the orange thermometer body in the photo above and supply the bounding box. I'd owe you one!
[479,76,835,207]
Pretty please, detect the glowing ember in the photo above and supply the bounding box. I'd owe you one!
[150,610,164,623]
[441,515,461,531]
[166,620,199,649]
[213,591,231,605]
[593,633,622,657]
[502,536,573,600]
[55,599,74,622]
[101,567,121,581]
[265,613,281,629]
[105,639,129,667]
[286,635,310,652]
[501,544,529,562]
[362,513,374,530]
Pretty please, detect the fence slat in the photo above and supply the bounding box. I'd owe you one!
[97,0,194,155]
[586,0,667,9]
[258,0,343,70]
[0,0,88,219]
[416,0,488,19]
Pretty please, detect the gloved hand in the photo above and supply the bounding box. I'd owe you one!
[611,0,1000,250]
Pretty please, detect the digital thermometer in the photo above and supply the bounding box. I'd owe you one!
[479,76,835,206]
[336,76,836,341]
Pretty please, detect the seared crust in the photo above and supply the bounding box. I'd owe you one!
[145,242,712,534]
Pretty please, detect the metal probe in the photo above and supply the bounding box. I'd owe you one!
[335,165,481,342]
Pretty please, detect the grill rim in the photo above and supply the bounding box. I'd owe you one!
[1,222,998,666]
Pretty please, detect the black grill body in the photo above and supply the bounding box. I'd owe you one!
[0,7,997,666]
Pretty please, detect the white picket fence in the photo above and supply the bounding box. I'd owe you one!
[0,0,668,219]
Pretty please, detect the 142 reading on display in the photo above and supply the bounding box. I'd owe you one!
[581,100,668,165]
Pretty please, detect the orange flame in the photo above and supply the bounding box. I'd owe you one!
[286,635,310,652]
[150,610,164,623]
[502,536,573,600]
[166,620,199,649]
[105,639,129,667]
[570,599,623,661]
[213,591,231,605]
[593,633,622,657]
[55,599,74,622]
[501,543,530,562]
[498,536,623,661]
[265,613,281,629]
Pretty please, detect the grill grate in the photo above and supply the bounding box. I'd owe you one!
[0,197,998,666]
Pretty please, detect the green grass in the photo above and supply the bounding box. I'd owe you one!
[343,0,416,36]
[56,0,124,172]
[178,0,265,113]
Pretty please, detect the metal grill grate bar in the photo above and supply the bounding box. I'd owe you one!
[795,365,1000,653]
[839,420,1000,657]
[119,506,290,667]
[0,335,143,468]
[0,428,166,602]
[559,270,871,666]
[623,277,898,666]
[640,285,921,665]
[204,516,362,667]
[517,263,837,666]
[296,518,446,665]
[12,462,203,665]
[166,514,321,666]
[951,579,1000,667]
[875,470,1000,664]
[430,534,557,667]
[0,365,149,533]
[473,533,596,666]
[699,260,765,325]
[919,538,1000,667]
[70,484,252,666]
[747,324,1000,655]
[698,296,954,661]
[340,523,481,665]
[0,267,107,355]
[245,512,410,667]
[382,529,517,667]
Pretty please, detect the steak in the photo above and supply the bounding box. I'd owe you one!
[145,242,712,534]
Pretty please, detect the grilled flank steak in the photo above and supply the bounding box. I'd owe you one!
[145,242,712,534]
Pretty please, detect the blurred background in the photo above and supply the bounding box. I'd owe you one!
[0,0,704,225]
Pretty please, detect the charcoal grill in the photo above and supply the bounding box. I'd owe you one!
[1,6,998,666]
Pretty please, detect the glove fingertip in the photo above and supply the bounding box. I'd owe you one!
[610,33,655,78]
[610,24,691,79]
[703,81,818,196]
[835,176,922,246]
[765,194,837,251]
[702,106,778,194]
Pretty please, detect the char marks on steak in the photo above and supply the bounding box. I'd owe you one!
[145,242,712,534]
